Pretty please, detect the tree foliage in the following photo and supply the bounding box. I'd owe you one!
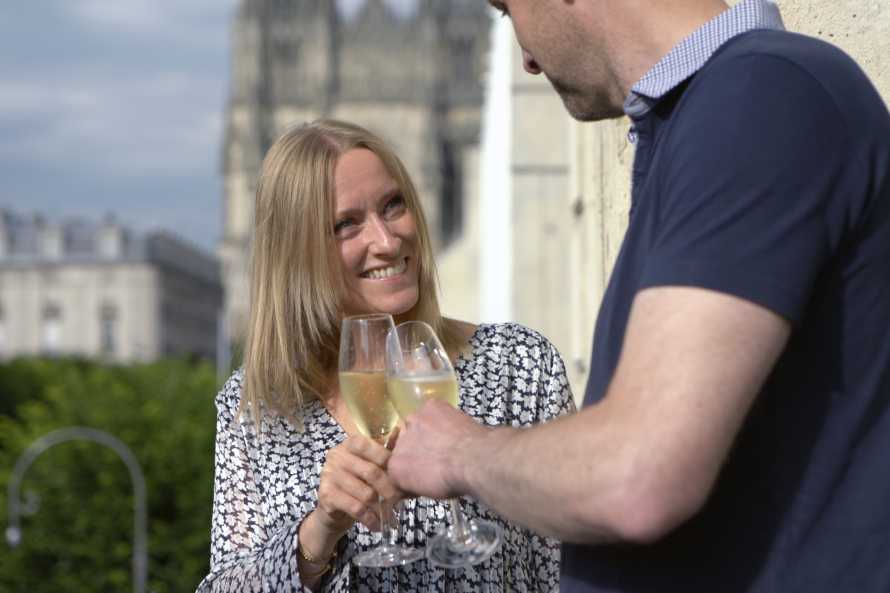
[0,358,219,593]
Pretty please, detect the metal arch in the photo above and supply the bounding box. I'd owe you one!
[5,426,148,593]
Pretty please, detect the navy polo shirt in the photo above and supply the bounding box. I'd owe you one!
[562,31,890,593]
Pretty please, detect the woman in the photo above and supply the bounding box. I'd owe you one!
[196,119,575,593]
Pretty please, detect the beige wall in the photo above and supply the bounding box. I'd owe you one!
[438,145,481,323]
[781,0,889,96]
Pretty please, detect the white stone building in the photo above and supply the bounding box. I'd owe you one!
[0,210,223,363]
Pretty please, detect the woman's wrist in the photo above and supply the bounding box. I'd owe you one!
[298,510,343,563]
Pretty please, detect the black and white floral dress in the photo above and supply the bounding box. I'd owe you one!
[196,323,575,593]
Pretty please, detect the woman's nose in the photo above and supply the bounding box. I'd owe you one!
[366,216,400,253]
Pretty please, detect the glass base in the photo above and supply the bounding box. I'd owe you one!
[426,519,502,568]
[353,544,425,568]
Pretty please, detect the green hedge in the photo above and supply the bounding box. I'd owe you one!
[0,358,220,593]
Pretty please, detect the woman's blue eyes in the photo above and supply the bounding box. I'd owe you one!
[334,219,354,234]
[334,196,405,235]
[384,195,405,215]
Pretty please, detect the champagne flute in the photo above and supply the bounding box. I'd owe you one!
[385,320,502,568]
[338,313,424,567]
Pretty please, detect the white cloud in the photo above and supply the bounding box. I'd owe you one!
[67,0,237,50]
[0,70,224,177]
[68,0,161,31]
[0,0,233,250]
[0,83,97,118]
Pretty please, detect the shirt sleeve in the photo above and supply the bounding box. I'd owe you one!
[503,325,572,593]
[641,52,858,325]
[540,335,576,421]
[194,374,313,593]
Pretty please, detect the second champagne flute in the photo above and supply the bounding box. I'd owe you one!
[338,313,424,567]
[385,320,502,568]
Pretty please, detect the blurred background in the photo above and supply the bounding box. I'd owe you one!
[1,0,887,591]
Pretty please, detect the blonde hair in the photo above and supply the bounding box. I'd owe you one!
[242,119,461,428]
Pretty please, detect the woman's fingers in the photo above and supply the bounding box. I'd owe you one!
[342,436,404,502]
[316,436,408,534]
[316,480,380,531]
[344,435,391,466]
[322,462,378,508]
[385,425,401,450]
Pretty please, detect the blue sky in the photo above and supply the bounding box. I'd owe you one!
[0,0,418,254]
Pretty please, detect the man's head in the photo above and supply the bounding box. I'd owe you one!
[488,0,731,121]
[488,0,627,121]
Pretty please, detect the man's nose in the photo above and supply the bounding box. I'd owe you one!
[522,49,541,75]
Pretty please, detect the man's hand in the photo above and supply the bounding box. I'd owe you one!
[388,399,492,499]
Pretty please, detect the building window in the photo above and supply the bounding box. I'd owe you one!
[452,37,476,80]
[100,303,117,357]
[41,303,62,355]
[439,140,463,246]
[0,303,6,358]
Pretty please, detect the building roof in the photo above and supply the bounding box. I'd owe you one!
[0,209,220,285]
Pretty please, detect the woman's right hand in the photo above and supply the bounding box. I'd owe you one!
[313,434,402,538]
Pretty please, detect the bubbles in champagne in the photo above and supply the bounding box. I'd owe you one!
[339,370,399,442]
[386,372,459,419]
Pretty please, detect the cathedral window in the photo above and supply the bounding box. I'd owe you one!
[439,140,463,246]
[452,37,476,79]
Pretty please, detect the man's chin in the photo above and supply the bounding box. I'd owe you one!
[559,91,624,122]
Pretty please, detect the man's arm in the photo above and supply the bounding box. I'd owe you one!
[389,285,791,543]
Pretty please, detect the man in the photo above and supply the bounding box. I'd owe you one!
[389,0,890,591]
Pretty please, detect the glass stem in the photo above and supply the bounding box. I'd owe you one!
[379,432,400,550]
[448,498,470,541]
[380,496,399,549]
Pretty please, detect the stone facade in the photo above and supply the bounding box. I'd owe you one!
[219,0,491,344]
[0,210,223,363]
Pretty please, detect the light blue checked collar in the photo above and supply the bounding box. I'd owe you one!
[624,0,785,118]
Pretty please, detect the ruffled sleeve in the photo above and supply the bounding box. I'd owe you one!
[194,372,313,593]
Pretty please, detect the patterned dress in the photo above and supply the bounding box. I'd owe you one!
[196,323,575,593]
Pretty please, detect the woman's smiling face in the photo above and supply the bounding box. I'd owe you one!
[333,148,420,320]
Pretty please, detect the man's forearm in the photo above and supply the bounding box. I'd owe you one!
[453,404,634,544]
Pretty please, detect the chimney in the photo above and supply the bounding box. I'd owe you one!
[39,223,64,259]
[98,214,125,259]
[0,210,8,258]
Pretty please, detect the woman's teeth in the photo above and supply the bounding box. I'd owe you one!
[364,259,407,279]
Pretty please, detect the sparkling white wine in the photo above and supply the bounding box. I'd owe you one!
[386,372,459,419]
[339,370,399,442]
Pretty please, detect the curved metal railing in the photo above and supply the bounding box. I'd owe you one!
[5,426,147,593]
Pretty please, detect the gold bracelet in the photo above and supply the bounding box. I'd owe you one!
[298,541,335,578]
